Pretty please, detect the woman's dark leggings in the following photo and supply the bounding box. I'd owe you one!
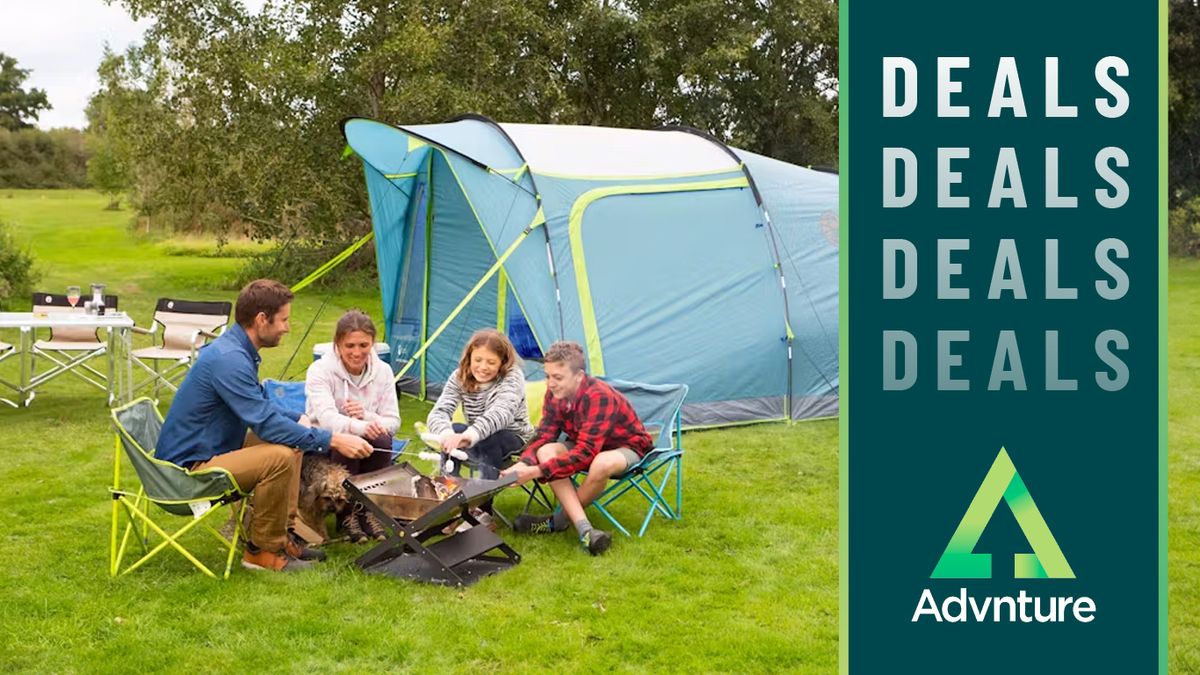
[451,423,525,480]
[329,433,394,475]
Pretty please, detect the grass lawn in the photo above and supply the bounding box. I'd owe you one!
[1,189,1195,672]
[0,190,838,672]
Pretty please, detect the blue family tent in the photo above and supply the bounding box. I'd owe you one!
[342,115,839,427]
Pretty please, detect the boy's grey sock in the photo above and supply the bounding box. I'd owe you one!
[574,519,593,538]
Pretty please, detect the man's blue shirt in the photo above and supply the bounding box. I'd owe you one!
[155,323,333,466]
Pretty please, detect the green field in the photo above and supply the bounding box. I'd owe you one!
[0,190,1193,672]
[0,190,837,673]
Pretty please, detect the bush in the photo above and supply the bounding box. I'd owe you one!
[0,128,90,189]
[0,221,40,310]
[1170,196,1200,257]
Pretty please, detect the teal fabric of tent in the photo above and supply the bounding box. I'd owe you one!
[343,115,839,426]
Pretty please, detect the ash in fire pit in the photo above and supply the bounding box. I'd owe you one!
[351,463,464,522]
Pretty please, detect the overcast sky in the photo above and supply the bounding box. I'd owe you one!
[1,0,265,130]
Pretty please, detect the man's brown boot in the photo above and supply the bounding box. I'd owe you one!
[242,544,314,572]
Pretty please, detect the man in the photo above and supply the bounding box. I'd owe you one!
[156,279,372,572]
[502,341,653,555]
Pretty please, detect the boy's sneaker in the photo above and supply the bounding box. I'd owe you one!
[581,529,612,556]
[512,514,559,534]
[242,544,314,572]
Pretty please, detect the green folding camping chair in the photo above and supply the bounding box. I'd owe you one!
[572,380,689,537]
[109,398,249,579]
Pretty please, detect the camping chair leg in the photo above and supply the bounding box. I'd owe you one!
[222,499,248,579]
[676,455,683,518]
[120,502,222,578]
[572,475,632,537]
[152,360,160,402]
[110,436,121,576]
[114,493,152,573]
[591,499,632,537]
[637,462,681,536]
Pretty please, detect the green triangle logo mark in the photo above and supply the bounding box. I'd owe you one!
[931,448,1074,579]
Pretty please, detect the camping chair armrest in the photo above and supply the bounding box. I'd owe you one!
[188,329,217,361]
[129,324,158,336]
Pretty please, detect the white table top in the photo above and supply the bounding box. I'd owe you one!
[0,311,136,329]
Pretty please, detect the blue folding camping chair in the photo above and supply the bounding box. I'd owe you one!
[261,378,409,457]
[572,379,688,537]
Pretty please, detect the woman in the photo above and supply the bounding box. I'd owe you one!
[305,309,400,541]
[426,328,535,483]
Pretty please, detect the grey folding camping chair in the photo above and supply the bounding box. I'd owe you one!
[109,397,249,579]
[30,291,120,398]
[130,298,231,400]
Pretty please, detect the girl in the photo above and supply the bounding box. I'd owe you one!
[305,309,400,541]
[426,328,535,482]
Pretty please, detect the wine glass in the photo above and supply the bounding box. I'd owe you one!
[66,285,81,308]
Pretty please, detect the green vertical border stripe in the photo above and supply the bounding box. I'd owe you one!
[838,0,849,669]
[566,177,750,375]
[1158,0,1168,670]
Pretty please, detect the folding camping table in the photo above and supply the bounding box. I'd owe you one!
[344,466,521,587]
[0,311,135,407]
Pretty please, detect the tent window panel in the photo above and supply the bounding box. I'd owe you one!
[507,283,542,360]
[578,190,786,405]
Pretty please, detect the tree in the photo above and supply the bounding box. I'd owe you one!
[0,53,51,131]
[96,0,840,252]
[1172,0,1200,205]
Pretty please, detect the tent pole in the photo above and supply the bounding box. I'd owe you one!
[421,153,433,399]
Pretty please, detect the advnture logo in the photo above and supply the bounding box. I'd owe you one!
[932,448,1073,580]
[912,448,1095,624]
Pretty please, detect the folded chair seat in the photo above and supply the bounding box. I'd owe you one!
[130,345,195,361]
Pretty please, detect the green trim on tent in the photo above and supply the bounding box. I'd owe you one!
[290,230,375,293]
[384,172,418,179]
[533,164,745,182]
[407,136,427,152]
[497,268,508,331]
[566,176,751,375]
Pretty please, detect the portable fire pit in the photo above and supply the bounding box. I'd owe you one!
[343,462,520,587]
